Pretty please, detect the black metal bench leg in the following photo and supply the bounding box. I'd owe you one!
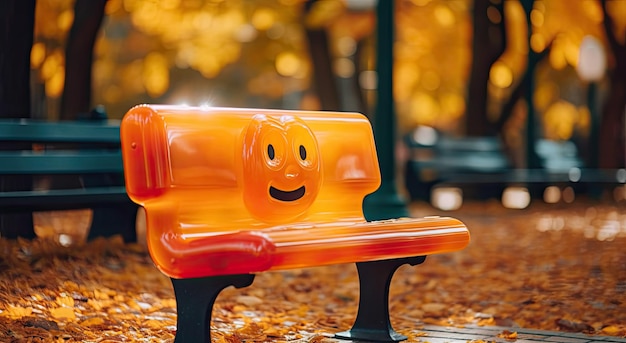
[171,274,255,343]
[336,256,426,342]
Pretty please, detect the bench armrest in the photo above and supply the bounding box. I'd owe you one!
[154,231,276,279]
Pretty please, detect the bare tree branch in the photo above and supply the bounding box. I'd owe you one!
[495,40,553,132]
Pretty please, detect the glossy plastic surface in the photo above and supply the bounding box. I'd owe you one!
[121,105,469,278]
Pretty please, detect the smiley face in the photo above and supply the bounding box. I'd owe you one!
[242,114,321,222]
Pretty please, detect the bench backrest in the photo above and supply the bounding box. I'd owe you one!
[121,105,381,233]
[0,119,121,144]
[0,119,129,212]
[0,119,123,175]
[535,139,582,171]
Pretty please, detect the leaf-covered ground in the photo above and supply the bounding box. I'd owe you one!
[0,200,625,342]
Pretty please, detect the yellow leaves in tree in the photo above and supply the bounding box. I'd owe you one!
[606,0,626,29]
[247,71,287,98]
[39,49,65,98]
[30,42,46,69]
[433,4,455,27]
[331,11,374,42]
[534,82,560,112]
[105,0,123,15]
[305,0,343,29]
[543,100,585,140]
[143,52,170,98]
[440,92,466,120]
[57,9,74,32]
[40,51,61,82]
[410,92,440,127]
[252,7,276,31]
[46,68,65,98]
[275,52,303,77]
[421,70,441,91]
[489,61,513,89]
[531,33,548,52]
[395,62,420,101]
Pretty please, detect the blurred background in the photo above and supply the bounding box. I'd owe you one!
[24,0,621,138]
[4,0,626,209]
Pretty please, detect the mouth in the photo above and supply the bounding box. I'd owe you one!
[269,185,306,202]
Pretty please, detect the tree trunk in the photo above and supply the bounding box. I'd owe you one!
[54,0,106,188]
[598,76,626,169]
[60,0,107,120]
[0,0,36,239]
[0,0,35,118]
[466,0,505,136]
[352,37,369,116]
[598,0,626,169]
[304,0,341,111]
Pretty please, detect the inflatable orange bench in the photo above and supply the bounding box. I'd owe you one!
[121,105,470,343]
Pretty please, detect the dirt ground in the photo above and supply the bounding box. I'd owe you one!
[0,199,625,342]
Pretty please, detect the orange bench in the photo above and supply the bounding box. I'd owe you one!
[121,105,470,342]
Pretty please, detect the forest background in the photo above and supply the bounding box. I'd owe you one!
[2,0,626,170]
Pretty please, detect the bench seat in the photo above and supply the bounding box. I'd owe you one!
[149,216,468,278]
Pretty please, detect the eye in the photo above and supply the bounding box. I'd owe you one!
[268,144,275,160]
[289,123,318,170]
[299,145,307,160]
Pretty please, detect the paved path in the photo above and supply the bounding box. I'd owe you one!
[413,324,626,343]
[321,324,626,343]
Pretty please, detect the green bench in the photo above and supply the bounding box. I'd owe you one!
[0,118,137,242]
[404,127,624,202]
[404,130,510,201]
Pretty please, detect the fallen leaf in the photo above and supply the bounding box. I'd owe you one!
[497,330,518,341]
[50,307,76,320]
[601,325,622,335]
[236,295,263,306]
[4,305,33,319]
[80,317,105,326]
[56,295,75,307]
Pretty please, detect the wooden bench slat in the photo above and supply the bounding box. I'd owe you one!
[435,136,503,152]
[0,151,124,174]
[0,120,121,144]
[0,186,130,211]
[434,168,626,185]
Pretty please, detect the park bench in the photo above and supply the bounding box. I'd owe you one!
[404,128,510,201]
[404,126,625,202]
[121,105,470,343]
[0,116,137,242]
